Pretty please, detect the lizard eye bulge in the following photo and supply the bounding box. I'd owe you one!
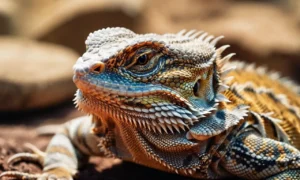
[124,48,152,69]
[123,48,165,77]
[131,50,153,67]
[129,51,157,73]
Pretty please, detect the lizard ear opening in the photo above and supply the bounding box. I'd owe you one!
[193,80,200,96]
[192,70,215,101]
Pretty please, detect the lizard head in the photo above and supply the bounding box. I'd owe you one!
[73,27,234,134]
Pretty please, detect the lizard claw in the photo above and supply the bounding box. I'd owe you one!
[1,143,75,180]
[7,143,46,167]
[0,170,73,180]
[0,171,40,180]
[8,153,42,167]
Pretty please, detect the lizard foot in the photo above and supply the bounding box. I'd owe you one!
[0,168,74,180]
[7,143,46,166]
[0,143,75,180]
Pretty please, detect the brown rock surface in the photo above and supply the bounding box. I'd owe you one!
[17,0,145,54]
[0,0,20,34]
[0,37,79,111]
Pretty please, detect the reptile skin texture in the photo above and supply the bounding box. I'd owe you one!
[1,27,300,179]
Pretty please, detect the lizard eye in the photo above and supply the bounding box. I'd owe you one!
[136,54,148,65]
[122,47,165,78]
[129,51,157,73]
[124,49,152,69]
[125,49,160,74]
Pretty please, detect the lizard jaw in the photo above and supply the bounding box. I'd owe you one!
[74,88,204,134]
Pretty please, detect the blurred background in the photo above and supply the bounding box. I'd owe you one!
[0,0,299,179]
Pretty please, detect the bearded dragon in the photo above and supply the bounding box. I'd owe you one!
[1,27,300,179]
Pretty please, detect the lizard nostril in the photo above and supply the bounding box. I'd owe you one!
[90,63,105,74]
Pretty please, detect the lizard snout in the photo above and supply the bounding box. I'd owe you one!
[73,56,105,77]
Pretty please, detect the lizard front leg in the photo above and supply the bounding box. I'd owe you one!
[222,130,300,179]
[0,116,105,180]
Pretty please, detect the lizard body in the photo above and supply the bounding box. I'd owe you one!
[1,27,300,179]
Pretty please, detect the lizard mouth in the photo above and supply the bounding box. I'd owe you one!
[74,74,189,104]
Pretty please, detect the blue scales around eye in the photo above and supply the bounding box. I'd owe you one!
[86,71,164,94]
[90,72,141,85]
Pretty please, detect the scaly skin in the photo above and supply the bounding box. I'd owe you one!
[1,27,300,179]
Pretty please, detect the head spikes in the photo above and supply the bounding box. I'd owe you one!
[73,96,78,106]
[219,53,236,68]
[184,29,197,37]
[210,36,224,46]
[204,35,214,43]
[217,52,235,89]
[269,71,281,79]
[215,93,231,103]
[216,45,230,56]
[218,83,229,93]
[189,31,204,38]
[257,66,268,74]
[220,65,236,77]
[223,76,234,84]
[198,32,208,41]
[177,29,224,46]
[176,29,187,36]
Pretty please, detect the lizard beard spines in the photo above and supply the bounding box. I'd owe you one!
[118,104,199,134]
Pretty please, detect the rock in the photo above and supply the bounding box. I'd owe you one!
[17,0,144,54]
[0,0,20,34]
[140,0,300,82]
[0,37,79,111]
[287,0,300,24]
